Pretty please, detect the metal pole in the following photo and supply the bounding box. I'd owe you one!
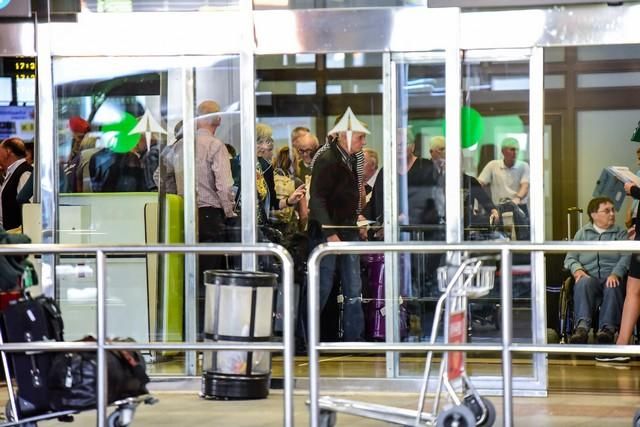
[308,247,321,427]
[278,246,295,427]
[181,67,198,376]
[96,249,107,427]
[382,51,399,378]
[35,6,57,299]
[501,248,513,427]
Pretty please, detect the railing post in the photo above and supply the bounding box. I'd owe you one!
[501,248,513,427]
[96,249,107,427]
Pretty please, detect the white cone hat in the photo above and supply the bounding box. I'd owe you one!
[328,107,370,153]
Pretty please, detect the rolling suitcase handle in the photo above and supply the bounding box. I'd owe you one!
[566,207,583,240]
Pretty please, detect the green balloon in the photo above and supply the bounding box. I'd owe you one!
[100,112,139,153]
[440,106,485,148]
[461,106,484,148]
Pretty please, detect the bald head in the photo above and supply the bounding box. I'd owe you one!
[0,137,26,169]
[196,100,222,130]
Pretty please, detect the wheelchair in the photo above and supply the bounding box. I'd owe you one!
[558,273,638,344]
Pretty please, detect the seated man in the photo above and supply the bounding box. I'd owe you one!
[563,196,630,344]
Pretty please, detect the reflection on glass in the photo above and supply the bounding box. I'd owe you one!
[50,56,241,377]
[391,59,446,348]
[462,57,531,243]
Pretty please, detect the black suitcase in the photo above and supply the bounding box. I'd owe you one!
[2,295,64,416]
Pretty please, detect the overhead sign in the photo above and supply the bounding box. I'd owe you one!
[0,0,31,17]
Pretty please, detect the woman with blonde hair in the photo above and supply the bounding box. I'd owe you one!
[271,146,308,237]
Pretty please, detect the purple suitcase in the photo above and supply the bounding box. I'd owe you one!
[362,254,408,341]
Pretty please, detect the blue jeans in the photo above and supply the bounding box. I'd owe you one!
[574,276,625,331]
[317,251,364,341]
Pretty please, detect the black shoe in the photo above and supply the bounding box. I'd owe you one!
[569,327,588,344]
[596,329,615,345]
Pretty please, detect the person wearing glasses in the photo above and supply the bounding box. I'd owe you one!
[564,197,629,346]
[291,127,319,183]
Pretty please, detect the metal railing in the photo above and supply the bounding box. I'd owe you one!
[307,240,640,427]
[0,243,295,427]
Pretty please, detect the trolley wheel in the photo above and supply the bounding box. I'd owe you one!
[463,394,496,426]
[107,411,128,427]
[318,409,336,427]
[436,404,476,427]
[633,409,640,427]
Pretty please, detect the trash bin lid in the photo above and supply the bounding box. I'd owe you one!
[204,269,277,287]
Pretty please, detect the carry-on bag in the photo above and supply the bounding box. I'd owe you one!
[362,254,408,341]
[48,336,150,410]
[2,294,64,416]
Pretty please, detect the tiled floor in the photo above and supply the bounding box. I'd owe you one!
[2,354,640,425]
[55,390,640,426]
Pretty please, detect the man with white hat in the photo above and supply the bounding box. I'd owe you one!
[308,107,368,342]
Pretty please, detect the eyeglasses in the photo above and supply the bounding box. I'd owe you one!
[596,208,615,214]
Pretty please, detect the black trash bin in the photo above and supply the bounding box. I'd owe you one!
[201,270,277,400]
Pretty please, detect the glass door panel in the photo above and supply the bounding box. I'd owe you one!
[391,50,541,387]
[46,55,241,376]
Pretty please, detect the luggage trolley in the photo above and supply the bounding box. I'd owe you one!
[313,256,498,427]
[0,290,158,427]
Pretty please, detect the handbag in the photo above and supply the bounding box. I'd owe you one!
[48,337,149,410]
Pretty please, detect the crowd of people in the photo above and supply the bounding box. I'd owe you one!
[5,101,640,354]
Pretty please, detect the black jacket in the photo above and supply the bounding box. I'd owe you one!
[309,142,359,240]
[2,161,32,230]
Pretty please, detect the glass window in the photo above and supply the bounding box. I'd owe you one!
[326,80,383,94]
[578,45,640,61]
[257,80,317,95]
[326,52,382,69]
[44,55,241,379]
[255,54,316,69]
[577,71,640,88]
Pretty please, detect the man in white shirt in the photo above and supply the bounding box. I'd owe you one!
[0,137,32,230]
[477,137,530,214]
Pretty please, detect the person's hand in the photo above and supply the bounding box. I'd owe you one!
[489,209,500,225]
[573,269,588,282]
[511,196,521,205]
[606,274,620,288]
[624,181,637,195]
[359,226,368,241]
[326,234,341,243]
[286,184,306,206]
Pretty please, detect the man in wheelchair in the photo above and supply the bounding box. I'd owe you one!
[563,197,630,344]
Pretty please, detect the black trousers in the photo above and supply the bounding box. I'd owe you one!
[197,206,227,336]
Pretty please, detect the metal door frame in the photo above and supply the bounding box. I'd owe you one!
[2,0,639,393]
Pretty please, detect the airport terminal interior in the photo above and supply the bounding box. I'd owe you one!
[2,0,640,426]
